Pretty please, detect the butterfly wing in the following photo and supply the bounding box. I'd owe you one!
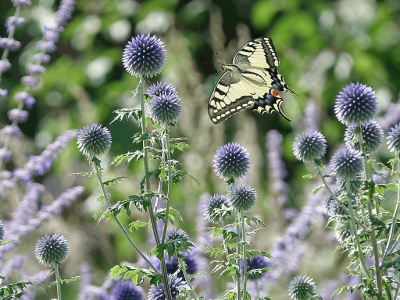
[233,37,280,69]
[251,88,291,122]
[208,71,255,124]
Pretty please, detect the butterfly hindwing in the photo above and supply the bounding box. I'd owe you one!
[208,71,254,124]
[233,37,280,69]
[251,88,291,122]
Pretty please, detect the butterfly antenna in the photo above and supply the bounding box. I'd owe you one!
[216,52,225,67]
[288,87,303,100]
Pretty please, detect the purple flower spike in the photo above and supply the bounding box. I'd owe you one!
[37,40,56,53]
[123,34,166,78]
[6,16,25,33]
[55,0,77,25]
[12,0,32,8]
[2,125,22,138]
[21,76,39,87]
[0,89,8,99]
[26,64,46,75]
[13,169,31,183]
[0,38,21,51]
[0,59,11,73]
[0,148,12,162]
[14,91,29,102]
[8,109,29,123]
[33,53,51,64]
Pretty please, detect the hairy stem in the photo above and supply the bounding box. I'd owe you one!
[138,76,173,300]
[358,127,382,293]
[241,210,248,296]
[93,162,160,274]
[178,257,199,298]
[161,127,172,243]
[53,263,62,300]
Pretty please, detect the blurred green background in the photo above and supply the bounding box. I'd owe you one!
[1,0,400,298]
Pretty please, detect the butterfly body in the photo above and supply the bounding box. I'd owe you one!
[208,37,297,124]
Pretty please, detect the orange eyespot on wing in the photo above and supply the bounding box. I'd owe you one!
[272,89,279,97]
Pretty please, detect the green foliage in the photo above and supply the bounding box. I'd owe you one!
[49,276,83,288]
[0,281,39,299]
[110,264,161,286]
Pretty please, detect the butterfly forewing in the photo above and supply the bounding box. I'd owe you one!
[233,37,280,69]
[208,71,254,124]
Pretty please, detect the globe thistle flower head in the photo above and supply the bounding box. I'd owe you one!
[165,251,197,281]
[148,276,186,300]
[334,83,377,126]
[213,143,250,181]
[0,220,4,241]
[293,131,327,162]
[35,234,69,266]
[345,120,383,153]
[229,184,257,211]
[204,194,231,223]
[165,228,189,242]
[387,123,400,154]
[77,124,112,158]
[336,177,363,195]
[288,275,316,300]
[242,255,268,281]
[147,92,182,125]
[147,82,177,98]
[110,281,144,300]
[122,34,166,78]
[330,148,363,180]
[322,194,348,217]
[335,219,352,244]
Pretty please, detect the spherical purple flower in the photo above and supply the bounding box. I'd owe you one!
[147,82,177,98]
[228,184,257,211]
[0,148,12,162]
[2,125,22,138]
[21,76,39,87]
[165,251,198,281]
[77,124,112,158]
[12,0,31,7]
[334,83,377,126]
[0,59,11,73]
[288,275,316,300]
[109,281,144,300]
[204,194,230,223]
[0,38,21,51]
[387,123,400,154]
[35,234,69,266]
[34,53,51,64]
[8,109,28,123]
[148,276,186,300]
[26,64,46,75]
[293,131,327,162]
[322,194,346,217]
[147,93,182,125]
[122,34,166,78]
[0,89,7,99]
[345,120,383,153]
[242,255,268,281]
[0,220,4,241]
[213,143,250,181]
[165,228,189,242]
[330,148,363,180]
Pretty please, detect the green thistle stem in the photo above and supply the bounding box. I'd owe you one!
[138,76,173,300]
[255,279,259,298]
[358,126,382,294]
[53,263,62,300]
[93,161,160,274]
[161,127,172,244]
[178,257,199,298]
[241,210,248,296]
[231,178,241,300]
[222,237,236,285]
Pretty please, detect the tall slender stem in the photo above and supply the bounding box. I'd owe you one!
[222,237,236,285]
[53,263,62,300]
[346,180,371,279]
[178,257,199,298]
[93,162,160,274]
[161,127,172,243]
[138,77,173,300]
[358,127,382,293]
[241,210,248,296]
[231,179,241,300]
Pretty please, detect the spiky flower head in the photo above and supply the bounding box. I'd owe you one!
[165,251,198,281]
[229,184,257,211]
[293,131,327,162]
[147,93,182,125]
[330,148,363,180]
[334,83,377,126]
[242,255,268,281]
[148,276,186,300]
[77,124,112,158]
[387,123,400,155]
[122,34,166,78]
[0,220,4,241]
[335,219,352,244]
[288,275,316,300]
[344,120,383,153]
[147,82,177,98]
[165,229,189,242]
[204,194,231,223]
[336,177,363,195]
[213,143,250,181]
[322,194,345,217]
[35,234,69,266]
[110,281,144,300]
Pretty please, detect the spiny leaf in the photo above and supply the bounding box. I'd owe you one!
[49,276,82,288]
[128,220,149,232]
[111,108,142,123]
[103,176,129,186]
[110,151,144,166]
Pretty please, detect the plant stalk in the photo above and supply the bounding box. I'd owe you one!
[138,76,173,300]
[178,257,199,298]
[161,127,172,244]
[241,210,248,296]
[231,179,241,300]
[53,263,62,300]
[222,237,236,285]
